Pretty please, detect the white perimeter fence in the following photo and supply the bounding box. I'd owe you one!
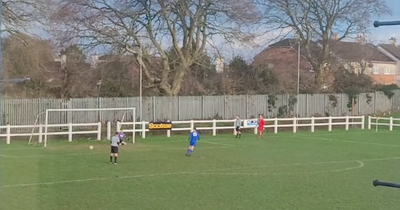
[0,116,373,146]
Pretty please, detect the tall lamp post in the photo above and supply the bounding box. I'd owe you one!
[139,46,142,122]
[127,43,143,122]
[125,38,143,122]
[295,34,301,118]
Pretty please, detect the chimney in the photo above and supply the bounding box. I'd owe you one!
[60,55,67,67]
[215,57,224,73]
[389,37,397,46]
[331,33,338,40]
[356,34,366,44]
[91,54,99,68]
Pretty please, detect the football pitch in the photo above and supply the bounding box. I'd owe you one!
[1,129,400,210]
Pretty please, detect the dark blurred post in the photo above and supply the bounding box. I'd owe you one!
[374,20,400,27]
[0,2,3,133]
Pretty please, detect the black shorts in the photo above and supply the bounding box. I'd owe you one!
[111,146,119,154]
[235,126,241,132]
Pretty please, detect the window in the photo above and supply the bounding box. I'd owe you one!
[384,66,391,74]
[373,66,378,74]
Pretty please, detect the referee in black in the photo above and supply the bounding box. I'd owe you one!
[110,132,120,165]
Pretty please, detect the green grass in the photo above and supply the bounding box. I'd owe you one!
[1,129,400,210]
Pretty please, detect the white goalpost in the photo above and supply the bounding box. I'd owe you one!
[42,107,136,147]
[28,111,46,146]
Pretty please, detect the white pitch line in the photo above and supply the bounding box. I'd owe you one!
[202,141,235,147]
[0,154,18,158]
[0,156,398,189]
[189,160,365,176]
[0,146,236,159]
[300,136,400,148]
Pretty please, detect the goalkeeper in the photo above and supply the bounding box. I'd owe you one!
[117,131,128,145]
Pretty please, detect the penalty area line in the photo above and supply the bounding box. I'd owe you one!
[1,156,398,188]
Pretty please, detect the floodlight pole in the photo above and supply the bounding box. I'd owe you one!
[297,39,300,118]
[139,43,143,122]
[295,34,301,120]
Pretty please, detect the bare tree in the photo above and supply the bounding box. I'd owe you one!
[2,0,50,36]
[50,0,259,96]
[257,0,389,90]
[2,33,54,97]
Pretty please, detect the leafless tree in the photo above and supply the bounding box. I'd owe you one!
[2,33,54,97]
[2,0,50,36]
[50,0,259,96]
[257,0,389,90]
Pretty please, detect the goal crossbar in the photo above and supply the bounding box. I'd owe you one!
[46,108,135,112]
[44,107,136,147]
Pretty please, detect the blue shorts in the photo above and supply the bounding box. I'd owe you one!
[189,141,197,147]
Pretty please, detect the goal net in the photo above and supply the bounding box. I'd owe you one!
[29,107,135,147]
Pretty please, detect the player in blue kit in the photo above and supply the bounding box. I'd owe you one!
[186,128,200,157]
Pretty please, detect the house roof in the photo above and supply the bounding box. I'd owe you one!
[329,41,395,63]
[257,38,395,63]
[268,38,321,57]
[379,44,400,60]
[253,39,314,63]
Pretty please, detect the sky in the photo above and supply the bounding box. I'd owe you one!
[369,0,400,42]
[215,0,400,62]
[4,0,400,62]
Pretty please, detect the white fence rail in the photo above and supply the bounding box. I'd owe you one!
[368,116,400,131]
[0,116,365,145]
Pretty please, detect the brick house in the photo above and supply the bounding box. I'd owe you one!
[253,37,397,89]
[328,36,397,85]
[252,39,317,92]
[377,37,400,86]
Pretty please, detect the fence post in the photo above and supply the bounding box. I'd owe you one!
[361,116,365,130]
[328,116,332,132]
[368,116,371,130]
[153,96,156,122]
[311,117,315,132]
[178,96,180,121]
[245,95,248,119]
[97,122,101,140]
[390,117,393,131]
[274,118,278,134]
[68,123,73,142]
[224,95,227,119]
[38,124,43,143]
[345,116,349,130]
[202,96,205,119]
[167,129,171,138]
[6,124,10,144]
[374,92,376,115]
[293,117,296,133]
[142,121,146,139]
[212,119,216,136]
[107,121,111,140]
[190,120,194,131]
[116,121,120,132]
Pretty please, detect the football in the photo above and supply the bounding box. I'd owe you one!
[89,145,94,150]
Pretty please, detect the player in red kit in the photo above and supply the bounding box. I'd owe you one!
[258,114,265,138]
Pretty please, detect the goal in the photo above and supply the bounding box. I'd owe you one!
[29,107,136,147]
